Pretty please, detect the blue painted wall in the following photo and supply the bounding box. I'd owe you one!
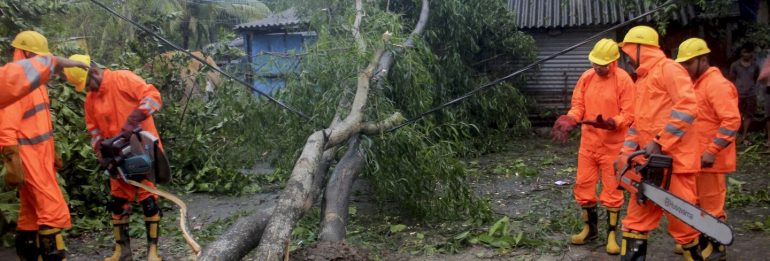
[245,32,314,93]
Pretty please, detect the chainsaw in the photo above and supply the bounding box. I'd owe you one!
[100,128,170,184]
[616,150,734,245]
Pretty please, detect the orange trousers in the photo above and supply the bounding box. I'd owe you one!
[17,142,71,230]
[696,173,727,220]
[621,173,700,244]
[574,150,624,208]
[110,177,157,219]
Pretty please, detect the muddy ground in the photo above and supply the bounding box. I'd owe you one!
[1,131,768,260]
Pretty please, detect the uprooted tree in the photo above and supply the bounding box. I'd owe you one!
[199,0,536,259]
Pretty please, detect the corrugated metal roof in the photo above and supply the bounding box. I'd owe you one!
[508,0,697,29]
[235,8,306,31]
[520,29,614,114]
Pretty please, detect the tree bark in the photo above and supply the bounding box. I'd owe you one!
[318,136,365,241]
[197,208,272,261]
[198,145,337,261]
[253,131,327,260]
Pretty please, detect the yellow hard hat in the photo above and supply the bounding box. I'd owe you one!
[620,26,659,47]
[588,38,620,65]
[11,31,50,55]
[675,38,711,63]
[63,54,91,92]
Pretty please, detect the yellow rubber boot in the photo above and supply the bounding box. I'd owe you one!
[682,238,704,261]
[37,226,67,261]
[570,205,598,245]
[605,207,621,255]
[700,234,726,261]
[620,231,648,261]
[104,217,133,261]
[145,214,162,261]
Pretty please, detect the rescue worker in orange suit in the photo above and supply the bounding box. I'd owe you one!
[64,54,164,261]
[616,26,704,261]
[675,38,741,260]
[0,31,89,261]
[551,38,635,255]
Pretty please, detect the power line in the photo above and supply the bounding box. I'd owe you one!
[88,0,315,123]
[385,0,677,133]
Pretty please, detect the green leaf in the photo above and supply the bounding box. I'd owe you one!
[389,224,407,233]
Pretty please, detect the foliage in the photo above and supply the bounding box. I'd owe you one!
[0,0,66,63]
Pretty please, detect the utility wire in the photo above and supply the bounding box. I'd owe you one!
[386,0,676,133]
[88,0,315,123]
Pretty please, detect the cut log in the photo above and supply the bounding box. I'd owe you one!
[319,136,365,241]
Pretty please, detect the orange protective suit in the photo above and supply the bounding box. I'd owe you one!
[566,63,635,208]
[0,55,57,108]
[0,53,71,231]
[85,69,163,213]
[692,67,741,219]
[619,44,701,244]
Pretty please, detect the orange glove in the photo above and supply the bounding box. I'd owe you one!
[1,145,25,187]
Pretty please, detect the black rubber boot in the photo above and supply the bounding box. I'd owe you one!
[620,231,648,261]
[37,226,67,261]
[570,204,598,244]
[16,230,39,261]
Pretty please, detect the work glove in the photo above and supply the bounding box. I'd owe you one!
[643,141,662,156]
[1,145,25,187]
[551,115,577,144]
[701,152,716,169]
[120,109,148,139]
[581,114,616,130]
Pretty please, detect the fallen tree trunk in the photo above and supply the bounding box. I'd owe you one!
[197,208,272,261]
[198,145,337,261]
[318,136,364,241]
[254,131,328,260]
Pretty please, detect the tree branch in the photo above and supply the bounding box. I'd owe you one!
[360,112,405,135]
[373,0,430,82]
[353,0,366,53]
[325,32,391,148]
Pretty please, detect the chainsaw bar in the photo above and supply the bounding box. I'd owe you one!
[625,178,734,245]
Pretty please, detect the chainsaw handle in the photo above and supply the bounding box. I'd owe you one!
[626,150,647,165]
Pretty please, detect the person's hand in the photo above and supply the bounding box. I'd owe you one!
[643,141,662,156]
[701,152,716,168]
[120,109,148,138]
[54,154,63,170]
[551,115,577,144]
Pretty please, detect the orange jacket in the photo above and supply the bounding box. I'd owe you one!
[693,67,741,173]
[85,69,162,147]
[0,55,56,109]
[621,45,700,173]
[567,63,635,155]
